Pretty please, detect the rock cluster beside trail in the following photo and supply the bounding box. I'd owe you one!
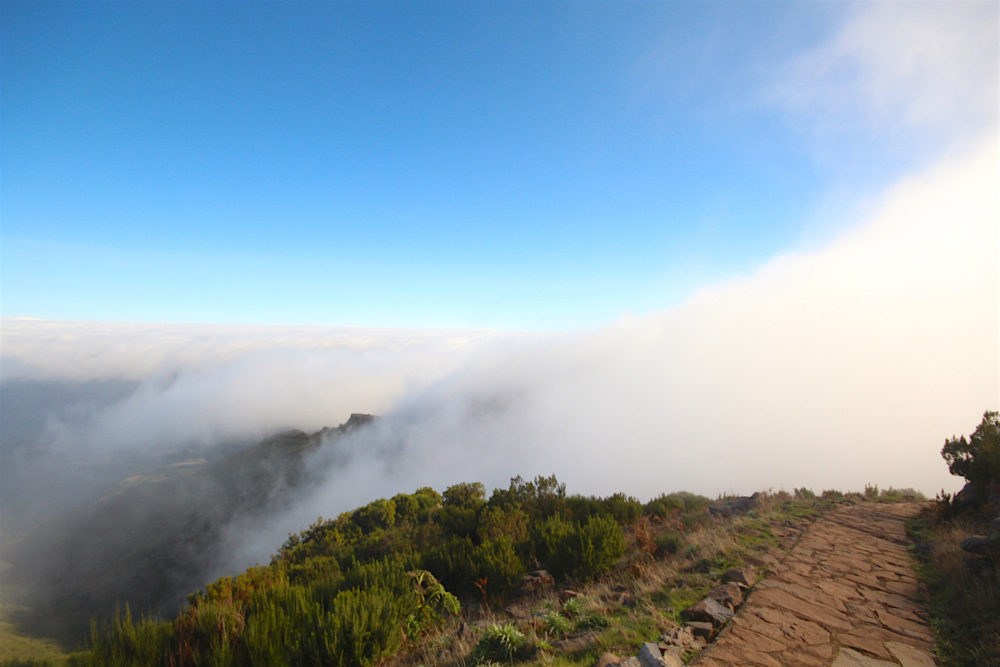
[597,567,757,667]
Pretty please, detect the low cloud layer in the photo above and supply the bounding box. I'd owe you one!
[1,3,996,622]
[4,132,996,520]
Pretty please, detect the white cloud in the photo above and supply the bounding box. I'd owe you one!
[3,134,996,511]
[767,2,998,148]
[204,133,1000,565]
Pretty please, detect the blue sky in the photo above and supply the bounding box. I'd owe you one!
[0,1,984,329]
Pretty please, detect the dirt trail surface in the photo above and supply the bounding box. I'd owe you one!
[692,502,937,666]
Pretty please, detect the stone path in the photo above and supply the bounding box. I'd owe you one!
[691,502,937,666]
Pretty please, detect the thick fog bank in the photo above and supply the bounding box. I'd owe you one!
[4,135,996,556]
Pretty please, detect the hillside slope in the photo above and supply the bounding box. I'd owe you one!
[2,415,374,644]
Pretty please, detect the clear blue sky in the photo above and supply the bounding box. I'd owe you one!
[1,1,938,330]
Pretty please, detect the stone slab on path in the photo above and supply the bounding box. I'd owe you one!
[691,502,937,666]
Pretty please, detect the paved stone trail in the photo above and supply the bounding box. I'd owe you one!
[692,502,937,666]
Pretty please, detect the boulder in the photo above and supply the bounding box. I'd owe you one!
[660,647,684,667]
[681,597,734,627]
[953,482,983,509]
[721,567,754,588]
[685,621,715,640]
[706,582,744,610]
[638,642,662,667]
[961,536,993,556]
[620,658,642,667]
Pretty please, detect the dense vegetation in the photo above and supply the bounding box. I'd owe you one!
[906,411,1000,666]
[14,411,995,666]
[941,410,1000,504]
[3,476,938,666]
[64,475,643,666]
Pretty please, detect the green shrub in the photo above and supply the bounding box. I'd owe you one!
[540,610,571,638]
[655,530,683,556]
[422,536,525,602]
[560,596,583,618]
[244,584,407,666]
[574,612,610,632]
[70,607,173,667]
[941,411,1000,503]
[421,537,478,598]
[405,570,461,637]
[535,515,625,581]
[351,498,397,532]
[287,555,342,586]
[476,537,527,601]
[489,475,566,520]
[469,623,528,665]
[479,505,530,542]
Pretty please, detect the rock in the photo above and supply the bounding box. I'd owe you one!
[660,647,684,667]
[833,646,898,666]
[721,567,754,588]
[885,640,937,667]
[595,653,623,667]
[638,642,662,667]
[964,556,995,579]
[661,624,705,651]
[953,482,982,509]
[685,621,714,640]
[681,597,734,627]
[620,658,642,667]
[961,535,993,556]
[706,582,744,610]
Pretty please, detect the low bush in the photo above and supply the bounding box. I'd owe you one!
[469,623,529,665]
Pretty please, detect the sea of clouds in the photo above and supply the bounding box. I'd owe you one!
[1,0,997,580]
